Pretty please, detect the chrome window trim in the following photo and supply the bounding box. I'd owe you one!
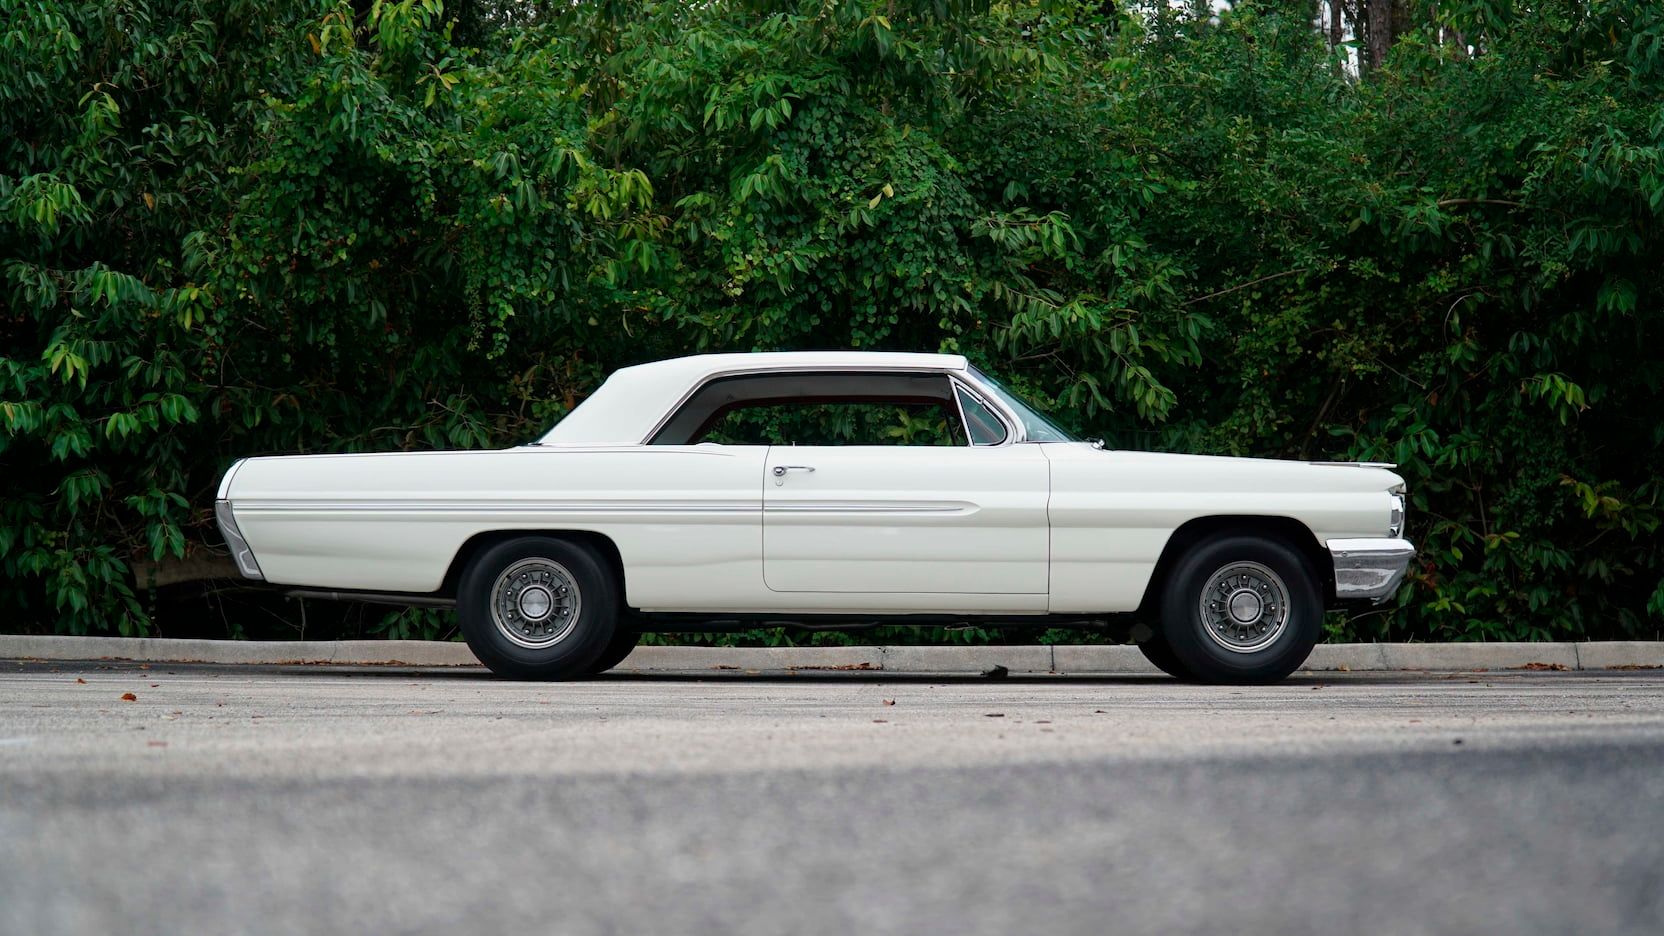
[950,379,972,446]
[951,374,971,443]
[960,366,1086,444]
[641,364,1025,447]
[953,369,1029,444]
[947,375,1014,446]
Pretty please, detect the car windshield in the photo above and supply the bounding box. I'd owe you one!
[968,367,1079,442]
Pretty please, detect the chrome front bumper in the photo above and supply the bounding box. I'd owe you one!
[1328,538,1415,603]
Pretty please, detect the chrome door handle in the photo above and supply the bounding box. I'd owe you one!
[772,465,816,477]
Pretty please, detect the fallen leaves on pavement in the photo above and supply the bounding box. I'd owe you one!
[1516,662,1570,671]
[119,692,137,702]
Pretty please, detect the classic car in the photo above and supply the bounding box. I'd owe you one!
[216,351,1414,683]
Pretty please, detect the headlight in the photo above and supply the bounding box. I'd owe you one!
[1389,493,1405,538]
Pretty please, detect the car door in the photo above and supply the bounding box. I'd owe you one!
[763,438,1050,596]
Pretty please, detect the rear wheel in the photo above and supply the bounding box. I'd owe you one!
[458,536,618,680]
[1159,534,1321,684]
[585,628,642,675]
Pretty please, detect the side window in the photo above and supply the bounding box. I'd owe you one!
[700,401,966,446]
[955,384,1009,446]
[651,372,970,446]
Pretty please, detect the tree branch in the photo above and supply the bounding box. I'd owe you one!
[1435,198,1525,209]
[1183,268,1311,307]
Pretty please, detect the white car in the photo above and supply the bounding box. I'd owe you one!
[216,351,1414,683]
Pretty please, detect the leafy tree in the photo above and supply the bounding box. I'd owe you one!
[3,0,1660,642]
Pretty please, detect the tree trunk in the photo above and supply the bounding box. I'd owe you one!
[1391,0,1415,47]
[1366,0,1392,70]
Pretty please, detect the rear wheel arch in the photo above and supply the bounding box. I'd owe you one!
[1136,515,1332,616]
[441,529,628,605]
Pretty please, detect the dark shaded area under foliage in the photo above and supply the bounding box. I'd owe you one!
[3,0,1661,643]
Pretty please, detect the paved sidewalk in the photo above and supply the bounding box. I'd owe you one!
[1,635,1660,672]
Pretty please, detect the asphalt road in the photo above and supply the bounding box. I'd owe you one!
[2,663,1662,936]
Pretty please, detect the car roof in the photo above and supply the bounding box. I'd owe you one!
[539,351,969,445]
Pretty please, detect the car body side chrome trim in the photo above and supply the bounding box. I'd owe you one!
[762,503,972,515]
[1311,461,1399,469]
[233,500,761,515]
[1328,537,1415,603]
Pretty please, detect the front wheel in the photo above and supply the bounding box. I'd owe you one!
[1159,534,1322,684]
[458,536,619,680]
[1136,633,1195,681]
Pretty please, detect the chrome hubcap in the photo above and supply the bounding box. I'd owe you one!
[518,585,553,620]
[1199,561,1290,654]
[1228,589,1263,623]
[490,559,581,649]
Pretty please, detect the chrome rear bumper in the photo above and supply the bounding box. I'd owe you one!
[215,499,265,581]
[1327,537,1415,603]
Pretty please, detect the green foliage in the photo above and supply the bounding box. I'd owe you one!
[3,0,1661,642]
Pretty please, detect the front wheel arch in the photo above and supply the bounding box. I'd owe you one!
[1136,516,1331,617]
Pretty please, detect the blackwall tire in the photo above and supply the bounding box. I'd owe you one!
[585,628,642,675]
[1137,634,1195,680]
[1160,534,1321,685]
[458,536,618,680]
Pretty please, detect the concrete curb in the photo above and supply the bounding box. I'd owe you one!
[0,635,477,667]
[2,636,1662,674]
